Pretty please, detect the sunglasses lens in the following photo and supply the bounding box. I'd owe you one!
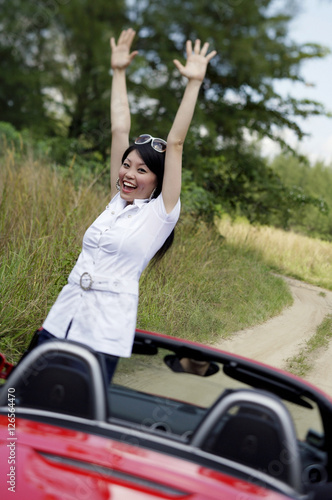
[152,139,167,153]
[134,134,167,152]
[135,134,151,144]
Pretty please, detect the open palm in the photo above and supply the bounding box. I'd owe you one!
[110,28,138,70]
[173,40,217,82]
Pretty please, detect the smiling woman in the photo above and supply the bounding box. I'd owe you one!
[23,28,217,383]
[118,133,168,200]
[119,149,158,201]
[119,138,168,205]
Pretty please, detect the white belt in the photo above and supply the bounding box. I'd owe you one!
[68,270,139,295]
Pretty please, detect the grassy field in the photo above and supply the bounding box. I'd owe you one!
[2,148,332,364]
[216,215,332,291]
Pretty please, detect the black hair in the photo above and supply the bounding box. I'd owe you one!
[121,142,175,263]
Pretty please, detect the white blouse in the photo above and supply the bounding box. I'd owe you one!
[43,193,180,357]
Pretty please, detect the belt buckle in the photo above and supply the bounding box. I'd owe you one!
[80,272,93,291]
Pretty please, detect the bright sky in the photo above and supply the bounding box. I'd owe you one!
[261,0,332,164]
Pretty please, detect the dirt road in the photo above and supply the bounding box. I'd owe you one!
[213,276,332,397]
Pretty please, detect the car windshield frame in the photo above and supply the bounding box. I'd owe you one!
[109,332,326,444]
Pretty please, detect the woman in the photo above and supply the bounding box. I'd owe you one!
[34,29,216,380]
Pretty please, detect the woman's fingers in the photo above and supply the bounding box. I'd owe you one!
[111,28,136,50]
[193,39,201,54]
[200,42,209,57]
[186,40,193,57]
[173,59,184,73]
[206,49,217,62]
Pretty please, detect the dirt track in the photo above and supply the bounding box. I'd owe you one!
[213,276,332,397]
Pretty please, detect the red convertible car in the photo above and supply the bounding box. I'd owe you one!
[1,329,332,499]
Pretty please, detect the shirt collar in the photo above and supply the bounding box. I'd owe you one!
[133,198,150,207]
[116,193,150,210]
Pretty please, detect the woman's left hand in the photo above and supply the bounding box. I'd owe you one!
[173,39,217,82]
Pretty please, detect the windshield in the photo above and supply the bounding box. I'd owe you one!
[109,347,323,442]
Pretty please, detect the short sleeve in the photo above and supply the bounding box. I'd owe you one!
[151,194,181,224]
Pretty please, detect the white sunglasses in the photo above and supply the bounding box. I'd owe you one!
[134,134,167,153]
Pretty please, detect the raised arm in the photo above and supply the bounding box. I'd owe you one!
[110,29,138,198]
[162,40,217,213]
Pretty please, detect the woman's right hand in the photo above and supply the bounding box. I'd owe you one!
[110,28,138,70]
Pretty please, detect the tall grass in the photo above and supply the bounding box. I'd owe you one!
[216,216,332,290]
[138,220,291,344]
[0,149,292,362]
[0,148,109,360]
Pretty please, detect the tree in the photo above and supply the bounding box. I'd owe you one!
[0,0,330,226]
[1,0,329,147]
[271,154,332,237]
[127,0,329,151]
[52,0,128,149]
[124,0,330,224]
[0,0,127,143]
[0,0,61,134]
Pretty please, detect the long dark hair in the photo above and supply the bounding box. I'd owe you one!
[121,143,175,263]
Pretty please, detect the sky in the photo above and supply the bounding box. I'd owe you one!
[261,0,332,164]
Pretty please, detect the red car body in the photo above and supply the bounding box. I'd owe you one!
[0,416,292,500]
[1,330,332,499]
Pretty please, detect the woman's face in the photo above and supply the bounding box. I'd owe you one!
[118,149,158,203]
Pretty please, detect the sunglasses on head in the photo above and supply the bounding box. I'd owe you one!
[134,134,167,153]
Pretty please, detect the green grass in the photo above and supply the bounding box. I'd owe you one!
[0,150,293,363]
[138,219,291,344]
[216,215,332,291]
[286,315,332,377]
[4,148,332,370]
[3,149,332,387]
[0,152,109,361]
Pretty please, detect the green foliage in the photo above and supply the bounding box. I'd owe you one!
[0,0,64,134]
[37,136,110,187]
[128,0,329,150]
[51,0,128,154]
[1,0,331,237]
[0,0,330,151]
[181,169,216,220]
[0,122,23,150]
[2,121,330,236]
[271,154,332,238]
[200,145,285,223]
[188,142,326,229]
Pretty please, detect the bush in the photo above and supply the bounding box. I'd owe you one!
[0,122,23,152]
[181,169,216,221]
